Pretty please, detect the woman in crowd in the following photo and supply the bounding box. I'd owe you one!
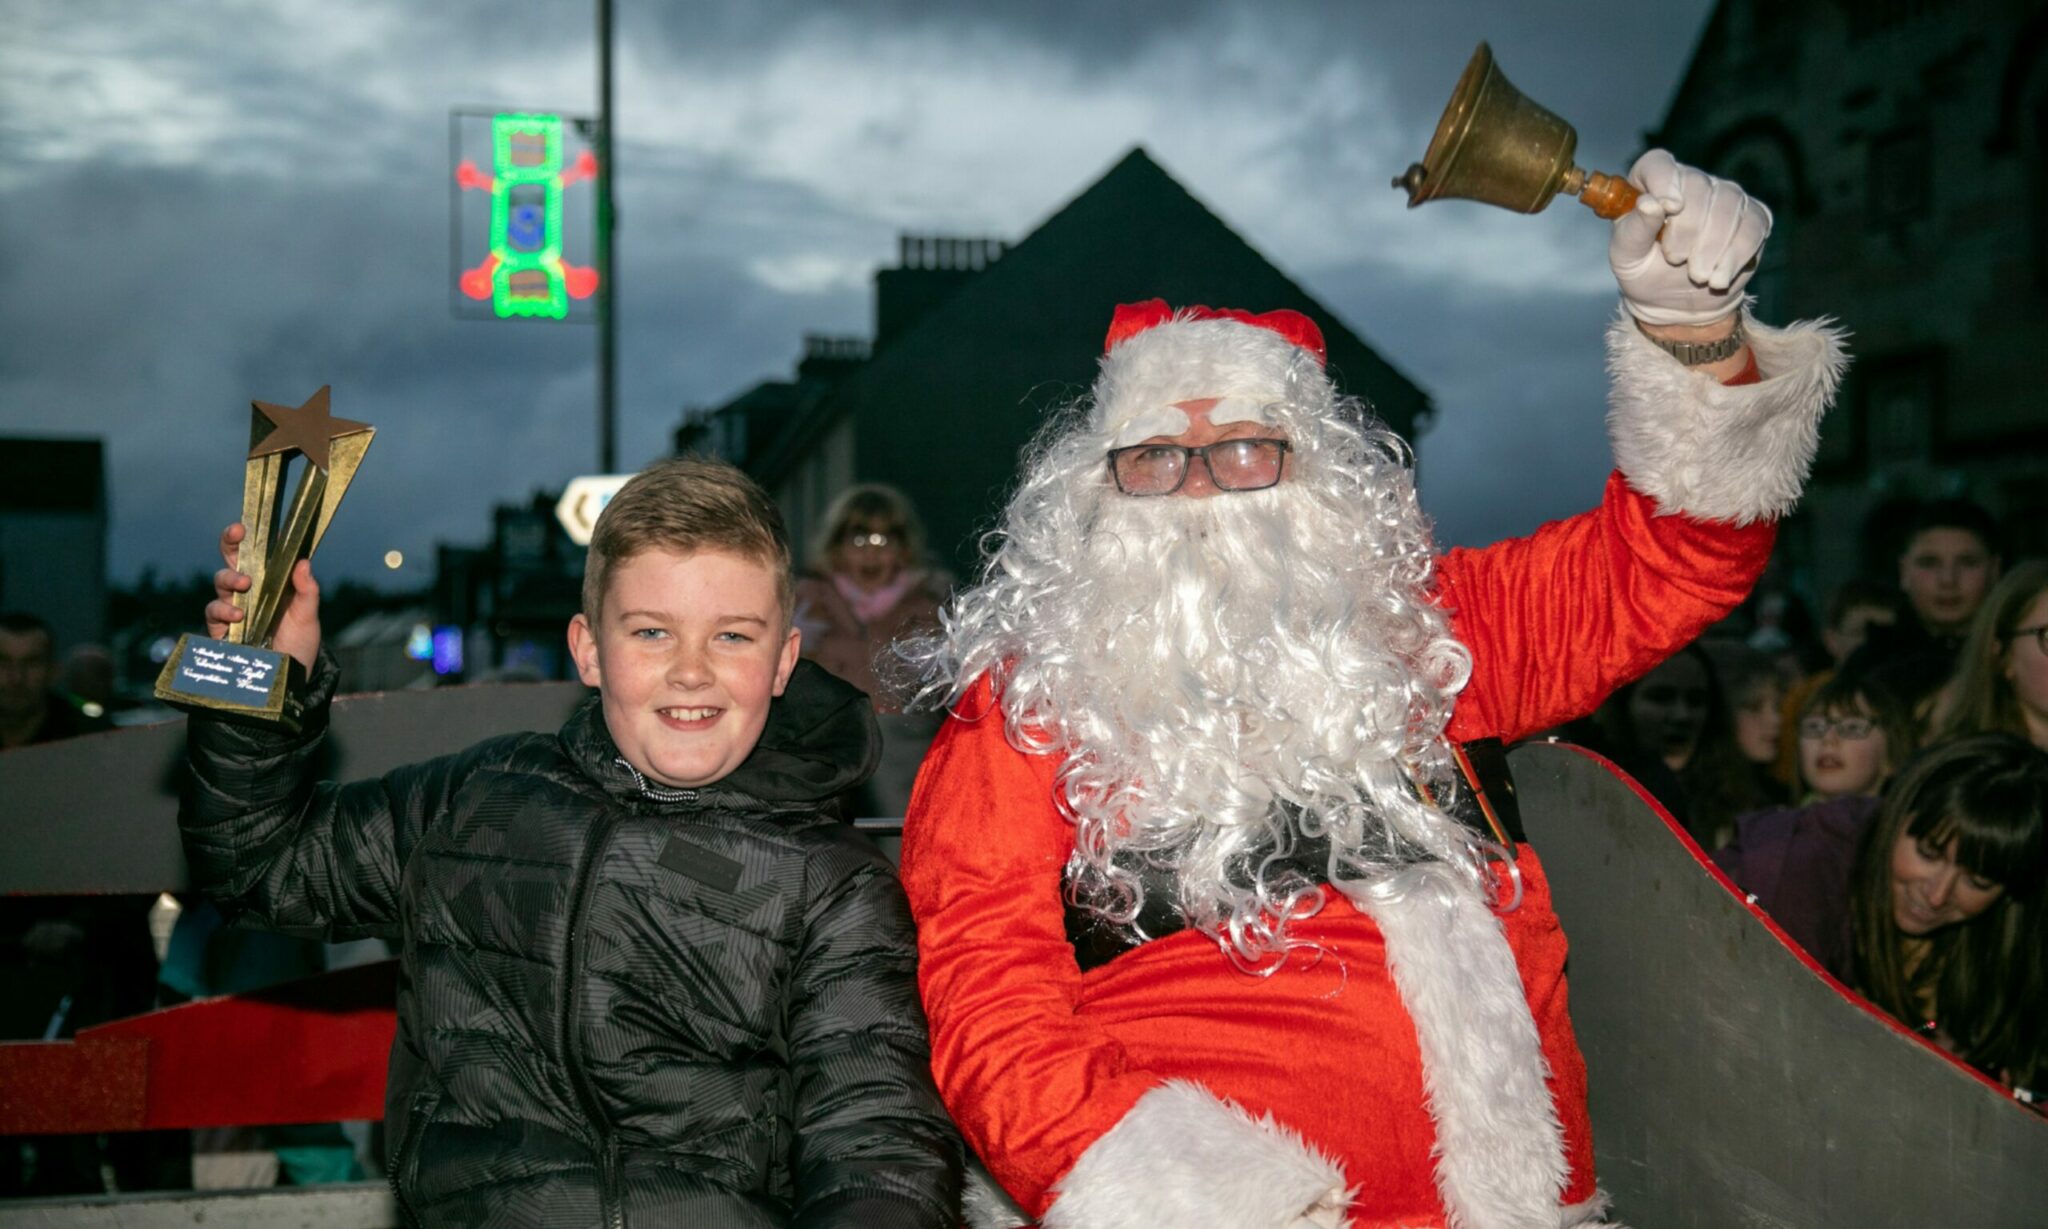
[1928,559,2048,750]
[793,484,950,816]
[1715,733,2048,1096]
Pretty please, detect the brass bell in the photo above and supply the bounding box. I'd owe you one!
[1393,43,1639,220]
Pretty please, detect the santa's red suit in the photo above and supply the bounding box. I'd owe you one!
[901,301,1845,1229]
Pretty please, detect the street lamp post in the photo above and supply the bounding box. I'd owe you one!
[595,0,617,473]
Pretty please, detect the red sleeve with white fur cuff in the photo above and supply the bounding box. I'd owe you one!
[1041,1081,1354,1229]
[1605,307,1847,525]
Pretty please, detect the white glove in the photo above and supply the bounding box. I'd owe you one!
[1609,149,1772,326]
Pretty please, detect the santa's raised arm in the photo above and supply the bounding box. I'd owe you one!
[900,151,1845,1229]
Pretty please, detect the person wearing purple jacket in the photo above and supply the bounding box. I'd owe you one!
[1713,734,2048,1096]
[1712,792,1875,979]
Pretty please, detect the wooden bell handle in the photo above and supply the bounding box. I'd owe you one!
[1577,170,1640,220]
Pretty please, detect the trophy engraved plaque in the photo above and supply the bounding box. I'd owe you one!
[154,386,373,732]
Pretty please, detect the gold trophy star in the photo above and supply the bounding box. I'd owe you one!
[249,386,370,472]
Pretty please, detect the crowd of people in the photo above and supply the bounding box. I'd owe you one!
[1572,498,2048,1101]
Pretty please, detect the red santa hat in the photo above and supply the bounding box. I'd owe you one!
[1093,300,1332,445]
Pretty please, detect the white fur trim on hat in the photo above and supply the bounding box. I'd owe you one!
[1606,307,1848,525]
[1043,1080,1354,1229]
[1096,317,1327,447]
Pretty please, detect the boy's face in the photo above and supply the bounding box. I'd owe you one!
[1897,527,1998,635]
[568,548,799,790]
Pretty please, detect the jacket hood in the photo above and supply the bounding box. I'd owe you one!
[560,659,881,809]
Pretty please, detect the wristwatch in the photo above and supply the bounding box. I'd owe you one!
[1641,317,1745,365]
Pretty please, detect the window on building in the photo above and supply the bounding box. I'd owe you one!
[713,408,747,465]
[1861,353,1942,468]
[2000,477,2047,565]
[1848,0,1936,40]
[2034,94,2048,292]
[1724,152,1795,321]
[1868,127,1931,221]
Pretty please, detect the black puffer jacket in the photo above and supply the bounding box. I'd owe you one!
[181,655,961,1228]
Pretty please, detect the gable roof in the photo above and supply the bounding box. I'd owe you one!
[756,148,1427,483]
[745,147,1432,572]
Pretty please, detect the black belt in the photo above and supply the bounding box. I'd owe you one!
[1063,738,1524,972]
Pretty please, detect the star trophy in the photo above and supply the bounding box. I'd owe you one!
[154,387,373,733]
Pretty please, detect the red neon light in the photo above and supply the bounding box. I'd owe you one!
[459,252,500,301]
[559,150,598,188]
[454,159,495,194]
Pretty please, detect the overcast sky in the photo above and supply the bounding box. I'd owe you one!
[1,0,1718,589]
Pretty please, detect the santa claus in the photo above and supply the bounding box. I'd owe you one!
[899,152,1845,1229]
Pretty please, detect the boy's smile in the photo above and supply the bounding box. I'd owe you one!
[568,547,799,790]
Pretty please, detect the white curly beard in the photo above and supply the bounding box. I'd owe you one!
[909,386,1483,968]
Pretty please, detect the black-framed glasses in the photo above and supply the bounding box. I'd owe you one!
[1799,715,1876,741]
[844,531,895,549]
[1107,438,1291,496]
[2008,623,2048,655]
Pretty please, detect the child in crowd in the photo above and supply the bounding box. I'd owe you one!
[180,458,961,1227]
[1794,672,1913,801]
[1818,579,1901,669]
[1712,642,1786,778]
[1773,579,1902,787]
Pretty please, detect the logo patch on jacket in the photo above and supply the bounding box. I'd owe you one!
[658,837,743,894]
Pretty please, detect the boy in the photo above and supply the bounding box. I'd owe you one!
[182,457,962,1227]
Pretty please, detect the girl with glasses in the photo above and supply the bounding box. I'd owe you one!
[1793,671,1914,801]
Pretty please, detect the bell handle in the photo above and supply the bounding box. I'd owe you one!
[1573,169,1640,220]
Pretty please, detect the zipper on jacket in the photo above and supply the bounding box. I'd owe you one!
[387,1090,436,1228]
[560,810,627,1229]
[389,1164,415,1227]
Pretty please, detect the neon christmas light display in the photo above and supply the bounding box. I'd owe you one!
[456,114,599,320]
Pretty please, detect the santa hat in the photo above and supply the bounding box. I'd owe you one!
[1093,300,1332,446]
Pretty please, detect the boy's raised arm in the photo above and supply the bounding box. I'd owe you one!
[179,526,473,940]
[181,649,486,940]
[785,837,963,1228]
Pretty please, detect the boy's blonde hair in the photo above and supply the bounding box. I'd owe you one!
[582,456,794,624]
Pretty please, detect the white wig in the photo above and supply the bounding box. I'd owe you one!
[907,310,1483,968]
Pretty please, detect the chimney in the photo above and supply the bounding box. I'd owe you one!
[874,234,1008,350]
[797,334,871,384]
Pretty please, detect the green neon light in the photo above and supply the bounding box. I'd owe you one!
[490,113,568,320]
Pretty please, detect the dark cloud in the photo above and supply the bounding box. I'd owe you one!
[1305,251,1621,549]
[0,154,871,586]
[630,1,1708,169]
[1,0,1716,591]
